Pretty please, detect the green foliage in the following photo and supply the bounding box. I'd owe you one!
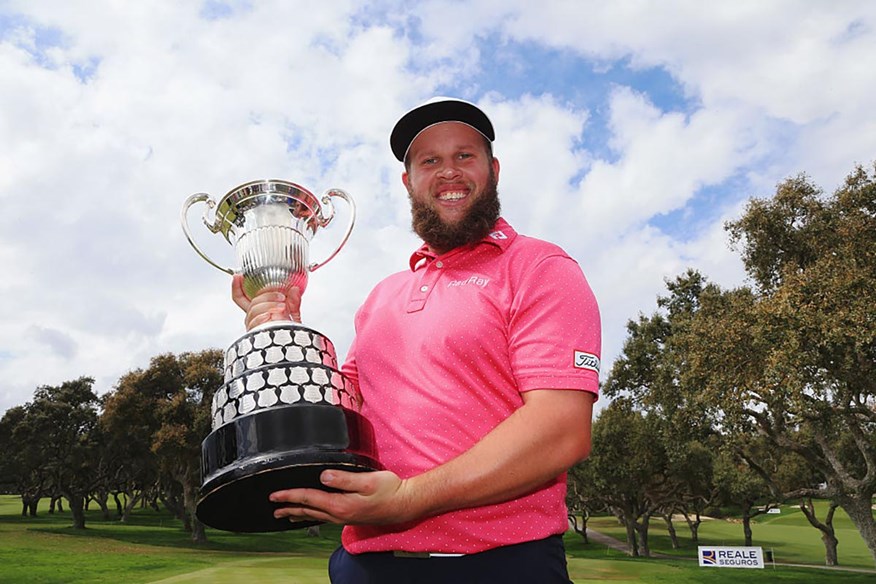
[0,377,101,526]
[682,163,876,560]
[0,350,224,538]
[586,161,876,565]
[100,349,224,541]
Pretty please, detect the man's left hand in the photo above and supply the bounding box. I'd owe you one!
[270,469,419,526]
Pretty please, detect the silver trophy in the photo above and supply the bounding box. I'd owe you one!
[181,179,381,533]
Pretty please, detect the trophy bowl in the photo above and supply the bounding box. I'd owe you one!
[181,180,381,532]
[182,179,356,298]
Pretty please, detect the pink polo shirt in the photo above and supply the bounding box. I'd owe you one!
[341,218,601,554]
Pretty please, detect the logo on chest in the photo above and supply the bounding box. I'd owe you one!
[447,275,491,289]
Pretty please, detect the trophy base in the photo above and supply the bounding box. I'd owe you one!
[196,403,381,533]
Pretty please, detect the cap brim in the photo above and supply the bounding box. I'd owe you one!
[390,99,495,162]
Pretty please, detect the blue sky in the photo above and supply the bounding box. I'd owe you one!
[0,1,874,414]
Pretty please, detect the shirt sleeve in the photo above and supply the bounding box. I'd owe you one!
[507,254,601,396]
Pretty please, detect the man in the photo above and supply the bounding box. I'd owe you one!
[233,97,601,583]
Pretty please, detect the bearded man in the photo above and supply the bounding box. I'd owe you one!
[233,97,601,583]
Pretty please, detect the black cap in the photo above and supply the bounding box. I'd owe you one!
[390,97,495,162]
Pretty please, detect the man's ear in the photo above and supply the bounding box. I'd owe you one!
[402,171,410,189]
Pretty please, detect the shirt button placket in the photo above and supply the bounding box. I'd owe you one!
[407,260,443,313]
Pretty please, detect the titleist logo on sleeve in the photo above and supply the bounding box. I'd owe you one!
[573,350,600,372]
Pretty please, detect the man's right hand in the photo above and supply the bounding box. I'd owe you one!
[232,274,303,330]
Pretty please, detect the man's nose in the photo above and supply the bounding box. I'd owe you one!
[437,162,462,178]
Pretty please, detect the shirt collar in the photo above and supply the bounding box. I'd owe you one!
[408,217,517,271]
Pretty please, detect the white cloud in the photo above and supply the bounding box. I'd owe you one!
[486,94,590,237]
[1,1,874,416]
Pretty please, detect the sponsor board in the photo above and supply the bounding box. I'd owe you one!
[698,546,764,569]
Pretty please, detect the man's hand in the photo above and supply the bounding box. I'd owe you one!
[271,390,594,528]
[270,469,420,526]
[231,274,302,330]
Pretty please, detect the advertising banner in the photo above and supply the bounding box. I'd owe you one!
[698,546,765,568]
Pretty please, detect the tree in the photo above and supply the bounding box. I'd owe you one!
[152,350,222,544]
[28,377,101,529]
[581,400,668,557]
[712,445,776,547]
[682,163,876,564]
[566,460,606,544]
[101,366,167,522]
[662,439,716,546]
[0,405,48,515]
[603,270,720,548]
[102,350,222,543]
[799,498,840,566]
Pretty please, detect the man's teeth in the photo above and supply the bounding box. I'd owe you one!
[438,191,466,201]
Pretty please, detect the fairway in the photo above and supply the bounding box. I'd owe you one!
[146,557,330,583]
[1,495,873,583]
[587,500,876,570]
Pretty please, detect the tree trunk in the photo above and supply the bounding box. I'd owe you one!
[625,521,639,556]
[798,498,840,566]
[741,502,754,546]
[186,496,207,544]
[21,494,40,517]
[25,497,39,517]
[683,511,701,544]
[160,490,185,522]
[837,495,876,567]
[663,513,679,549]
[68,494,86,529]
[113,493,124,517]
[189,513,205,542]
[93,495,111,521]
[121,491,143,523]
[620,510,639,557]
[568,515,588,542]
[635,512,652,558]
[182,468,207,544]
[823,531,839,567]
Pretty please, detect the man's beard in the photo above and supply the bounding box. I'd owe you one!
[408,170,500,253]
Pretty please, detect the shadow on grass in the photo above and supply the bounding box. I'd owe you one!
[5,505,343,555]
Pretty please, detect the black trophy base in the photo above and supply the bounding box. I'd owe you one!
[196,404,381,533]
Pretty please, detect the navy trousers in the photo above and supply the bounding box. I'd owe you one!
[328,535,573,583]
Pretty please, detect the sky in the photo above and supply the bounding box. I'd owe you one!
[1,0,874,416]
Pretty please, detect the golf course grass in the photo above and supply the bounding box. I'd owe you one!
[0,495,873,583]
[585,499,876,570]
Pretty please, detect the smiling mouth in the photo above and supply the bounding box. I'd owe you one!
[437,191,467,201]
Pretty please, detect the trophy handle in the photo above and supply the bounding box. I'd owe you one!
[181,193,235,275]
[308,188,356,272]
